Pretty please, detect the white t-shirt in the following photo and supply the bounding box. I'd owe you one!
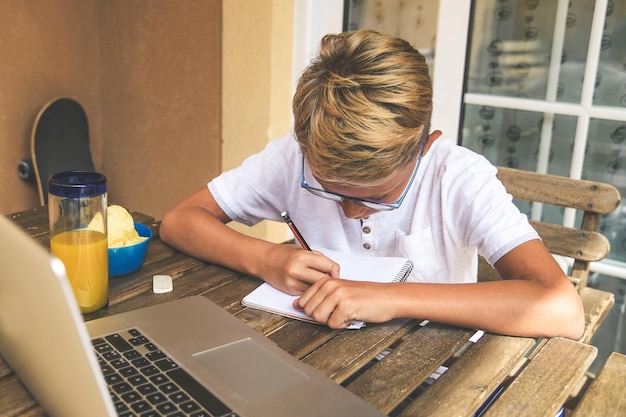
[209,133,538,283]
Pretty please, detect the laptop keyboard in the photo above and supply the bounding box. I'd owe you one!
[92,328,238,417]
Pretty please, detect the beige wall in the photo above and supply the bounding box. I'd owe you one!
[223,0,293,243]
[99,0,222,220]
[0,0,103,214]
[0,0,293,242]
[0,0,221,221]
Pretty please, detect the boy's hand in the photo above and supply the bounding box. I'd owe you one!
[293,278,398,328]
[260,244,340,295]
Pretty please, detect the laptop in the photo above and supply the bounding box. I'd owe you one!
[0,214,385,417]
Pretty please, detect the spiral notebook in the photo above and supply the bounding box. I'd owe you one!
[242,248,414,329]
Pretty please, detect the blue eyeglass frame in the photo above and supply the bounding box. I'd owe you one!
[300,140,427,211]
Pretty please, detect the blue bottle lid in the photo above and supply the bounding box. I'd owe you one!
[48,171,107,198]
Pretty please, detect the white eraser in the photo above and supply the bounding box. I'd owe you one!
[153,275,173,294]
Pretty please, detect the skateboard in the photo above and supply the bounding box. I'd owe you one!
[30,98,95,205]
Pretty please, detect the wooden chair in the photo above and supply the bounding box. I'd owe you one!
[478,166,621,344]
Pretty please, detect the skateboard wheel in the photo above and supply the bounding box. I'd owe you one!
[17,159,34,181]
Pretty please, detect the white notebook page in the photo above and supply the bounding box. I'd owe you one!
[242,248,413,329]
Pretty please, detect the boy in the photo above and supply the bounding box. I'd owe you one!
[161,30,584,339]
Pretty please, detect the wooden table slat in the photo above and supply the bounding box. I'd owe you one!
[236,306,295,334]
[0,375,43,417]
[203,275,262,312]
[302,318,416,383]
[7,205,48,227]
[346,323,475,414]
[107,253,207,307]
[483,337,597,417]
[108,266,248,317]
[579,286,615,344]
[571,352,626,417]
[267,319,342,359]
[398,333,536,417]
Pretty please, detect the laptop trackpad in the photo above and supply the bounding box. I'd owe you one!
[192,338,311,402]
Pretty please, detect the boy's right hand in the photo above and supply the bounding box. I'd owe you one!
[259,244,340,295]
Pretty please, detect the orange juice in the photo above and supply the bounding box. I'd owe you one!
[50,229,108,313]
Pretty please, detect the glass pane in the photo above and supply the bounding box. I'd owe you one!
[462,104,540,170]
[557,1,594,104]
[594,0,626,106]
[344,0,439,74]
[465,0,593,104]
[462,105,576,172]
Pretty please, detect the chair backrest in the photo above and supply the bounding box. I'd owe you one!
[478,166,621,291]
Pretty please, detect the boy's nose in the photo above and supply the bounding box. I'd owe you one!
[339,200,373,219]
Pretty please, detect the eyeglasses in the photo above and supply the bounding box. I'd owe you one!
[300,141,426,211]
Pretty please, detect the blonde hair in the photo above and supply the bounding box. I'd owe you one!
[293,30,432,184]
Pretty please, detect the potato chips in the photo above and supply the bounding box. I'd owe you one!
[107,205,148,248]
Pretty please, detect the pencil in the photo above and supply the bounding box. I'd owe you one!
[280,211,311,251]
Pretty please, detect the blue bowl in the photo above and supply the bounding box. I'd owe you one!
[108,222,152,277]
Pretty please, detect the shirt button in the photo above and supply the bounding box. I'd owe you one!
[362,226,371,234]
[363,243,372,250]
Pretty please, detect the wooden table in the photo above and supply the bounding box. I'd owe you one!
[2,207,626,417]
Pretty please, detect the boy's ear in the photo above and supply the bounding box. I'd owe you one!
[424,130,443,153]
